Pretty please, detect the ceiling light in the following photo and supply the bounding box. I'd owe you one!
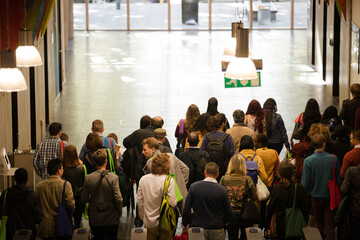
[16,30,43,67]
[0,51,27,92]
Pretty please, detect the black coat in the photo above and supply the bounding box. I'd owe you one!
[339,97,360,130]
[0,184,43,240]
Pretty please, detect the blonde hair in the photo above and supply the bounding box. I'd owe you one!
[226,154,246,176]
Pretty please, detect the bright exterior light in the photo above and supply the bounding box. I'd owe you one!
[0,68,27,92]
[16,30,43,67]
[16,45,43,67]
[225,57,258,80]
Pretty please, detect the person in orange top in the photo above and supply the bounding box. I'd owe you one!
[255,134,279,188]
[341,129,360,178]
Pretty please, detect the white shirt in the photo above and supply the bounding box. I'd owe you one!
[137,174,176,228]
[203,177,218,183]
[355,144,360,149]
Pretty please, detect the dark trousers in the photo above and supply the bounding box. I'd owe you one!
[350,215,360,240]
[227,213,252,240]
[311,198,335,240]
[74,196,85,229]
[90,225,118,240]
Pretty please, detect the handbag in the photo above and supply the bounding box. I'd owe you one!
[256,177,270,201]
[159,175,177,232]
[175,119,185,157]
[292,121,304,140]
[55,181,74,238]
[328,154,342,210]
[0,190,8,240]
[285,183,307,238]
[241,179,260,224]
[83,165,90,220]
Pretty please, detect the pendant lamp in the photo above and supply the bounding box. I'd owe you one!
[16,30,43,67]
[225,22,258,80]
[0,50,27,92]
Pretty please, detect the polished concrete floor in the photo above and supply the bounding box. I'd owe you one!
[58,29,338,239]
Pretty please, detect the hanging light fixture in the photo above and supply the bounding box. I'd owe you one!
[225,22,258,80]
[0,0,27,92]
[16,30,43,67]
[0,51,27,92]
[16,0,42,67]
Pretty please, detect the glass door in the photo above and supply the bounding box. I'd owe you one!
[88,0,127,30]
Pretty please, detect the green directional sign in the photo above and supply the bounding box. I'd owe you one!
[224,72,261,88]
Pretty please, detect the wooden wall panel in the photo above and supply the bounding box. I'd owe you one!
[47,10,57,122]
[353,0,360,27]
[0,94,13,151]
[315,0,324,74]
[35,38,46,142]
[17,67,31,150]
[339,0,352,104]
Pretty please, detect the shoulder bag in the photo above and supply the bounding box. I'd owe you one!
[241,178,260,224]
[55,181,74,238]
[175,119,185,157]
[292,113,304,140]
[0,190,8,240]
[285,183,307,238]
[329,154,342,210]
[159,175,176,233]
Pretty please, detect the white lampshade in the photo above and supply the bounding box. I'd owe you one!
[225,57,258,80]
[16,30,43,67]
[16,45,43,67]
[0,68,27,92]
[0,50,27,92]
[223,38,236,57]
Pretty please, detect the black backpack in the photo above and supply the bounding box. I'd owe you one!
[194,151,210,182]
[205,133,229,178]
[122,145,143,181]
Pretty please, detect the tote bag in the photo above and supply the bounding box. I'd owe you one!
[328,155,342,210]
[0,191,8,240]
[241,179,260,224]
[55,181,74,237]
[285,184,307,238]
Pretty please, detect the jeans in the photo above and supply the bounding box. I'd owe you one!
[311,198,335,240]
[74,196,85,229]
[204,228,225,240]
[90,225,118,240]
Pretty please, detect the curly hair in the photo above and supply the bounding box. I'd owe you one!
[307,123,331,143]
[151,153,170,175]
[292,143,306,183]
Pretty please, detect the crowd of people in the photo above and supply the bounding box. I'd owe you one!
[0,83,359,240]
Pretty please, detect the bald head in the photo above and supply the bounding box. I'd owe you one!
[152,116,164,128]
[188,131,199,147]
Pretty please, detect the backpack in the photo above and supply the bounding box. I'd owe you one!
[205,133,229,177]
[194,151,210,182]
[239,153,258,184]
[159,175,177,232]
[122,145,143,181]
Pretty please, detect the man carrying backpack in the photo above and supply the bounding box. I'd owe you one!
[200,114,235,181]
[179,131,211,188]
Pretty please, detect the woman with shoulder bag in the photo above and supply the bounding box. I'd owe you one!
[62,145,85,229]
[265,161,309,240]
[220,154,257,240]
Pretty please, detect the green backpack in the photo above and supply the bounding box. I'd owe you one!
[159,175,177,232]
[285,183,307,238]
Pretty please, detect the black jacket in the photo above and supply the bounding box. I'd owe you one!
[178,148,210,188]
[339,97,360,130]
[0,184,43,240]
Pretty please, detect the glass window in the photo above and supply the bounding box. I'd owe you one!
[89,0,127,30]
[212,0,250,29]
[130,0,168,29]
[73,1,86,30]
[170,0,209,29]
[294,0,307,28]
[252,0,291,29]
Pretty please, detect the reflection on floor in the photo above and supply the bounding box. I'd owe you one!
[59,30,338,239]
